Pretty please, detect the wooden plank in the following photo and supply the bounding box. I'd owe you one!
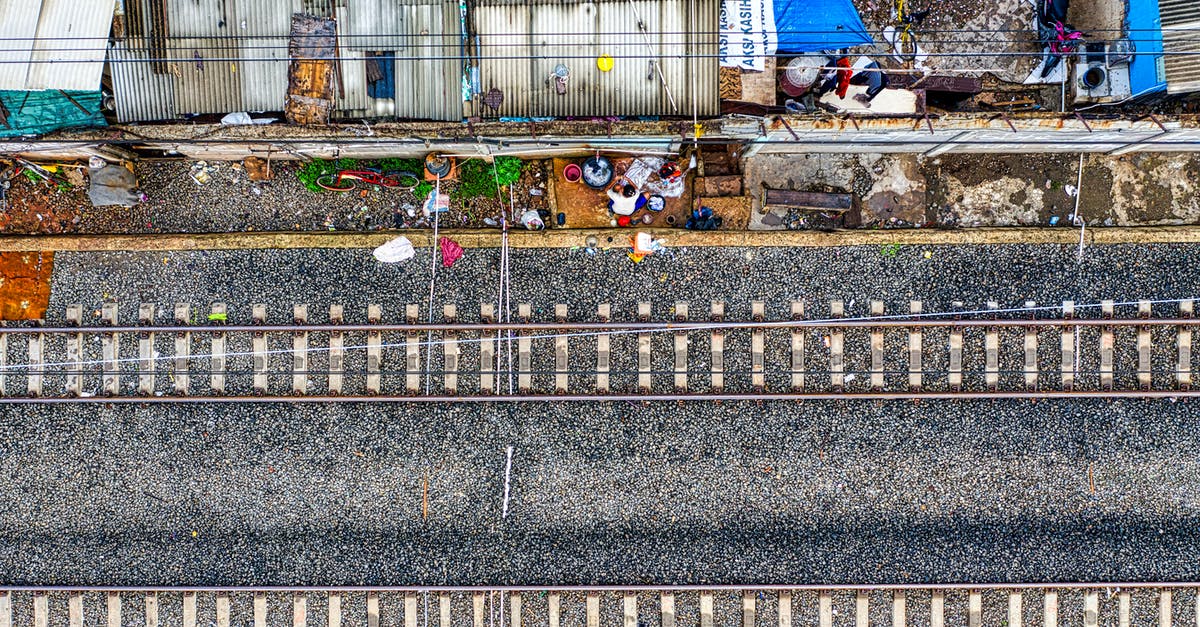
[367,304,382,394]
[138,304,156,395]
[406,593,418,627]
[548,593,561,627]
[480,304,497,392]
[407,303,421,392]
[26,328,42,396]
[0,590,9,627]
[661,593,675,627]
[1139,300,1152,389]
[1024,301,1038,390]
[752,301,766,390]
[949,316,964,392]
[254,592,267,627]
[931,590,944,627]
[587,593,599,627]
[711,301,725,391]
[870,300,885,390]
[33,593,47,627]
[1179,299,1193,389]
[763,188,852,212]
[1118,591,1130,627]
[893,591,906,627]
[367,591,380,627]
[66,304,83,396]
[252,304,268,393]
[1161,590,1173,627]
[818,591,832,627]
[1084,590,1098,627]
[829,300,844,391]
[102,302,119,395]
[183,592,197,627]
[1009,591,1022,627]
[510,593,522,627]
[439,594,451,627]
[69,592,83,627]
[294,594,308,627]
[968,590,982,627]
[700,592,714,627]
[209,302,227,393]
[1100,300,1114,390]
[518,303,533,392]
[855,591,868,627]
[157,304,190,395]
[108,592,122,627]
[146,592,159,627]
[328,304,344,395]
[778,591,792,627]
[444,304,460,393]
[472,592,484,627]
[1061,301,1076,391]
[597,304,611,392]
[293,304,309,394]
[328,593,342,627]
[674,302,688,391]
[638,302,652,392]
[215,594,231,627]
[625,593,638,627]
[742,590,755,627]
[985,301,999,390]
[908,301,923,390]
[791,301,805,391]
[555,304,569,393]
[1043,590,1058,627]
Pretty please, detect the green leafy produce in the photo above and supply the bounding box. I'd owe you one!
[414,180,433,200]
[452,157,525,201]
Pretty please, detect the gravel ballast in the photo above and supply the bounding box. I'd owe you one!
[4,241,1197,586]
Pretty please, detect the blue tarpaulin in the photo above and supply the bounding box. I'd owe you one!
[773,0,873,54]
[0,90,106,138]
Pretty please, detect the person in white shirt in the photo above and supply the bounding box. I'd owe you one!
[607,180,648,216]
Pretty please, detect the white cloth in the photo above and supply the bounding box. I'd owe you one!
[607,189,641,216]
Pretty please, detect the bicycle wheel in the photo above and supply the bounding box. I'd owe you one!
[381,170,420,191]
[316,174,355,192]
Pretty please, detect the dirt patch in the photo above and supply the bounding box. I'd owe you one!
[0,251,52,320]
[0,166,87,234]
[862,155,927,226]
[926,154,1082,225]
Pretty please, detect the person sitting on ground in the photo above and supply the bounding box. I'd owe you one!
[606,179,649,216]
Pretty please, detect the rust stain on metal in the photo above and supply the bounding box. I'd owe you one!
[0,251,52,321]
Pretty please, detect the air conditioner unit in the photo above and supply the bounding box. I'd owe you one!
[1073,40,1133,104]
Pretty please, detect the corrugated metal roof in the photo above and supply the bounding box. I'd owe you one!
[0,0,115,91]
[335,0,464,121]
[1160,0,1200,94]
[469,0,718,118]
[112,0,304,122]
[112,0,462,122]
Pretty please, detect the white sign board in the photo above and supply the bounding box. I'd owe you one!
[719,0,778,72]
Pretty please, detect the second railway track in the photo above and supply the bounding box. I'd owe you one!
[1,297,1197,402]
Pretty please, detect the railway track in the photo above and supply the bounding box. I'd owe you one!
[1,584,1197,627]
[1,298,1196,402]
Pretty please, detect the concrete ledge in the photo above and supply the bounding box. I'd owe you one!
[1,226,1199,252]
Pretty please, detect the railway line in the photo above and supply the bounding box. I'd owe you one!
[2,585,1198,627]
[1,298,1196,402]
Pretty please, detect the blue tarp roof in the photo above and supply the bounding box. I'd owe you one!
[774,0,873,54]
[0,90,106,138]
[1127,0,1167,95]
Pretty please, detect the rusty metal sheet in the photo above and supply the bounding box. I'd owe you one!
[285,14,336,125]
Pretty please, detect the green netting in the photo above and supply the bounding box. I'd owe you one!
[0,90,106,138]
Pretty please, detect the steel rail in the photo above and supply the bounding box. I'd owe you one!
[1,391,1196,403]
[0,317,1192,335]
[0,582,1197,592]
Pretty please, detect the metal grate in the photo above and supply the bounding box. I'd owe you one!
[1159,0,1200,93]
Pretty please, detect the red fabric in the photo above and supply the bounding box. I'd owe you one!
[439,237,464,267]
[835,57,853,99]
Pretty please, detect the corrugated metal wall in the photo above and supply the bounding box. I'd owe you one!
[336,0,464,121]
[469,0,718,119]
[1160,0,1200,94]
[0,0,115,91]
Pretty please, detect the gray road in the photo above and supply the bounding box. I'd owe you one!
[2,242,1197,586]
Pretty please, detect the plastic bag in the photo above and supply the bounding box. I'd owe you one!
[373,236,416,263]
